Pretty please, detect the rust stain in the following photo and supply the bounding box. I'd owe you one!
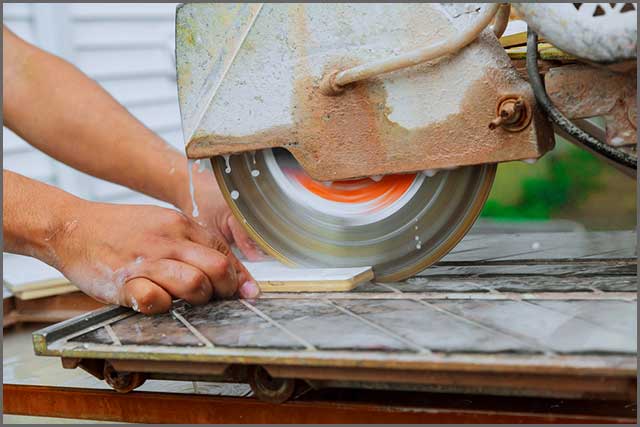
[186,8,554,181]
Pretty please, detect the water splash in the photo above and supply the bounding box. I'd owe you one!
[197,159,206,173]
[187,159,199,217]
[231,190,240,200]
[370,175,383,182]
[223,154,232,173]
[251,169,260,177]
[251,151,257,165]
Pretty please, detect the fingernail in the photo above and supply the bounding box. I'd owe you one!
[239,280,260,299]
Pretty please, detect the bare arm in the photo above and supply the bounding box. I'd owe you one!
[3,170,259,313]
[3,27,186,205]
[2,26,262,260]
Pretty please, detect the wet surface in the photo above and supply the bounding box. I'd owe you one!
[175,299,304,349]
[432,300,636,354]
[335,299,538,353]
[250,298,412,351]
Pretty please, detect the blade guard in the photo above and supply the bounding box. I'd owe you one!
[176,3,553,181]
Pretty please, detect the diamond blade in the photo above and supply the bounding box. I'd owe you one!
[213,149,495,282]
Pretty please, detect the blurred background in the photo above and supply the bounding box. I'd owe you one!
[3,3,637,232]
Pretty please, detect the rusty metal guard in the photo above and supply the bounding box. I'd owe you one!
[176,4,553,181]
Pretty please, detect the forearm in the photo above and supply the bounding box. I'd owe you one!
[2,28,190,207]
[2,170,85,268]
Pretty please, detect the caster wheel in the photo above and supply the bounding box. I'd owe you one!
[248,366,296,403]
[103,361,146,393]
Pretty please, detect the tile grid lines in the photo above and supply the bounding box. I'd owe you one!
[517,299,635,337]
[239,299,317,351]
[323,298,431,354]
[381,283,557,355]
[61,311,137,344]
[454,276,635,336]
[104,324,122,346]
[171,310,215,348]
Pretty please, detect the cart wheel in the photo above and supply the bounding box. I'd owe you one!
[103,361,146,393]
[248,366,296,403]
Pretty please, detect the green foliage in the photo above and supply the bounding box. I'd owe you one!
[481,139,603,220]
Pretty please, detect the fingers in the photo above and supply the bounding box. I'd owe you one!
[183,220,260,299]
[172,241,239,298]
[227,216,266,261]
[137,259,213,305]
[120,277,172,315]
[227,250,260,299]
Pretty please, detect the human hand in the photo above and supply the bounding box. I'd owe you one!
[176,160,266,262]
[49,200,260,314]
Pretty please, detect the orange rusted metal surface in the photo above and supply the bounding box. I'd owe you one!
[176,4,554,181]
[3,384,636,424]
[546,64,637,147]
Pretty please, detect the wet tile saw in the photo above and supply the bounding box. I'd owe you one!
[175,3,637,281]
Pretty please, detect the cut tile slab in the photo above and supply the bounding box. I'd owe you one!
[245,261,373,292]
[3,254,373,297]
[3,254,75,300]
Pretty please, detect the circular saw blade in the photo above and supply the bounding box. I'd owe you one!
[213,149,495,282]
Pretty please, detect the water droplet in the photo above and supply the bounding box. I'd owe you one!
[531,242,541,250]
[414,236,419,241]
[223,154,232,173]
[414,225,419,230]
[416,243,422,250]
[197,159,206,173]
[231,190,240,200]
[251,151,257,165]
[251,169,260,177]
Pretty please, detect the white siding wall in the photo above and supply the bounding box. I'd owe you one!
[3,3,182,205]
